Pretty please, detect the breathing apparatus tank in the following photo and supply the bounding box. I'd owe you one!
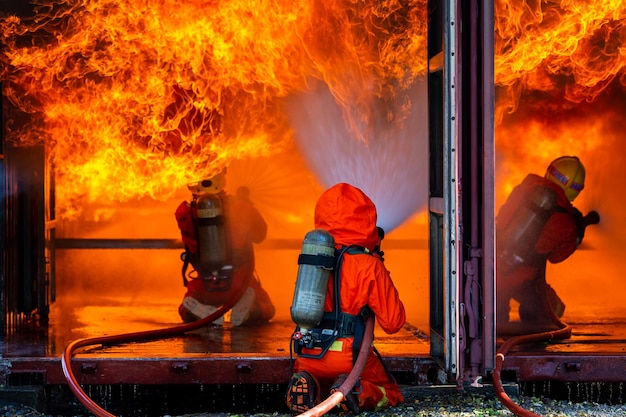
[290,229,336,334]
[498,185,558,271]
[195,193,233,285]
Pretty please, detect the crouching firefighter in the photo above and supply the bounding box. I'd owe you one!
[175,170,275,326]
[286,183,406,414]
[496,155,600,334]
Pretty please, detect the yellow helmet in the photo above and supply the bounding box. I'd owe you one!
[545,156,585,201]
[187,169,227,195]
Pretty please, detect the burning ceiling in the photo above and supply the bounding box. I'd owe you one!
[0,0,625,230]
[0,0,427,225]
[493,0,626,196]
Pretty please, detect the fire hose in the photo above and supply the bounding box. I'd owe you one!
[493,210,599,416]
[492,322,571,417]
[296,315,375,417]
[492,294,572,417]
[61,283,249,417]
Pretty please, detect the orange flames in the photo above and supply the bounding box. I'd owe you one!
[0,0,427,219]
[495,0,626,112]
[2,1,625,221]
[492,1,626,316]
[493,0,626,204]
[2,0,625,329]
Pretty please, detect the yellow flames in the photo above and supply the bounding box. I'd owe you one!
[495,0,626,115]
[0,0,426,219]
[493,0,626,205]
[2,0,625,219]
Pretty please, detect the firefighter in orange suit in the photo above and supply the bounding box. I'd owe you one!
[176,171,275,326]
[286,183,406,414]
[496,156,599,333]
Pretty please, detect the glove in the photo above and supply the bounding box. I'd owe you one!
[584,210,600,226]
[573,209,601,246]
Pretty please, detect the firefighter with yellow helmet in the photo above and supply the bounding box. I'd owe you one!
[175,169,275,326]
[496,156,600,334]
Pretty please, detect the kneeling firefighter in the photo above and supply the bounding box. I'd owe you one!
[286,183,406,414]
[175,170,275,326]
[496,156,600,334]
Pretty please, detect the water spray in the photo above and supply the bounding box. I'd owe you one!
[285,80,429,232]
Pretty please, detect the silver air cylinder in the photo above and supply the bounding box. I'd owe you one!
[290,229,336,333]
[196,194,230,277]
[498,185,558,270]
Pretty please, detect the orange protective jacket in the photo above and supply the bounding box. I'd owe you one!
[294,183,406,410]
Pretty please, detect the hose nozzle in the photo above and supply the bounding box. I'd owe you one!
[584,210,600,226]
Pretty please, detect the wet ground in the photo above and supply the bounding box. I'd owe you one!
[3,254,626,416]
[3,290,626,372]
[2,294,430,359]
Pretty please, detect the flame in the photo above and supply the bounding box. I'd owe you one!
[493,1,626,316]
[3,0,626,329]
[2,0,625,222]
[494,0,626,201]
[494,0,626,119]
[0,0,427,219]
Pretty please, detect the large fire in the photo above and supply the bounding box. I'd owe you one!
[493,0,626,195]
[2,1,626,327]
[0,0,427,221]
[493,0,626,321]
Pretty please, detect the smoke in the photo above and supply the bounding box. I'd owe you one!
[284,78,429,233]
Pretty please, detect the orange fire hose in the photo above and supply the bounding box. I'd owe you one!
[492,301,572,417]
[61,283,249,417]
[296,315,375,417]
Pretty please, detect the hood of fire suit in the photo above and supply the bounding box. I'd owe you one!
[314,183,379,252]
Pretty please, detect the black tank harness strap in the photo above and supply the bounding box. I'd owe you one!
[181,251,191,287]
[180,199,200,287]
[297,253,336,269]
[180,195,199,287]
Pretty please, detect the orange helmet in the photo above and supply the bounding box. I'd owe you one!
[545,156,585,201]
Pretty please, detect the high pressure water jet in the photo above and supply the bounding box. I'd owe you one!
[286,79,429,233]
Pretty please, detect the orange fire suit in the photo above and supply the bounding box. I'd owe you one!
[175,189,275,324]
[496,174,580,329]
[293,183,406,411]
